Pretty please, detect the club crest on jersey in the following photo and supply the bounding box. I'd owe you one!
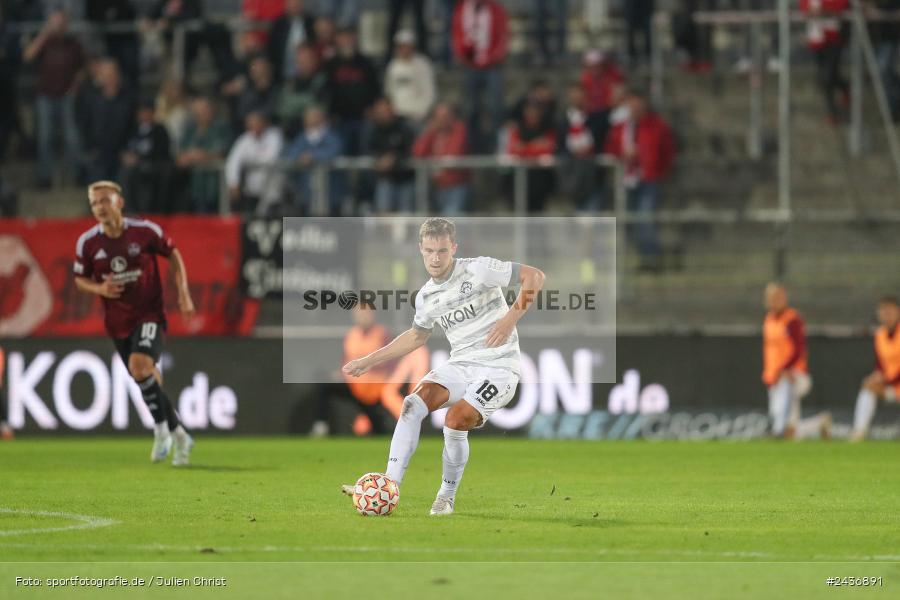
[460,281,473,295]
[111,256,127,273]
[128,242,141,257]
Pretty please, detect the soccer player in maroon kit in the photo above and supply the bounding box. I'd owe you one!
[74,181,196,465]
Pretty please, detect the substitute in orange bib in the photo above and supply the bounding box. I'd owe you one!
[762,283,821,439]
[309,304,395,437]
[851,296,900,442]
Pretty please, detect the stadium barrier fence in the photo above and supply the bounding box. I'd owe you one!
[4,335,897,439]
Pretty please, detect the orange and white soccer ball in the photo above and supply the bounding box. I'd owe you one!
[352,472,400,516]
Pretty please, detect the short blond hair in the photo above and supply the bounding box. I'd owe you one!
[419,217,456,243]
[87,180,123,196]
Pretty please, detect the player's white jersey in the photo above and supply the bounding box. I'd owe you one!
[413,257,520,374]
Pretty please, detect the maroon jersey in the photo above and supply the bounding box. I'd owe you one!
[73,218,175,338]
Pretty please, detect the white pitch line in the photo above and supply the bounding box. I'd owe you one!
[0,541,774,559]
[1,539,892,562]
[0,508,118,537]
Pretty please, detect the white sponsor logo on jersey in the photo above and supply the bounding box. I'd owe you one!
[94,249,107,260]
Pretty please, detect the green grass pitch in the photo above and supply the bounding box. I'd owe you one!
[1,437,899,598]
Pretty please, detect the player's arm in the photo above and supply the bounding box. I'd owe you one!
[342,327,431,378]
[167,248,196,319]
[778,317,806,378]
[74,276,124,299]
[486,263,545,348]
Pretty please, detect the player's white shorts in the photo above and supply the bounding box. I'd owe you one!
[420,361,519,426]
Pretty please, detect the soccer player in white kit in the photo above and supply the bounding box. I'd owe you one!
[342,218,545,515]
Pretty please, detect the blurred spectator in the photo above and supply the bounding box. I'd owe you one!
[386,0,428,60]
[233,56,280,132]
[438,0,456,66]
[385,30,435,126]
[452,0,509,153]
[266,0,315,82]
[363,97,415,213]
[283,105,344,215]
[624,0,654,66]
[868,0,900,120]
[535,0,568,65]
[672,0,712,73]
[313,15,337,61]
[580,49,623,113]
[584,0,611,40]
[176,96,231,213]
[23,9,85,187]
[800,0,850,124]
[121,100,172,214]
[145,0,235,83]
[413,102,471,215]
[155,78,190,151]
[311,0,360,28]
[0,17,22,160]
[277,42,328,137]
[504,101,557,213]
[604,91,675,270]
[508,79,557,132]
[558,83,608,212]
[80,59,135,182]
[241,0,286,52]
[325,27,381,155]
[726,0,778,74]
[86,0,139,85]
[225,111,284,215]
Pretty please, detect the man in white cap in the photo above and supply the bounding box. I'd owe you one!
[385,30,436,127]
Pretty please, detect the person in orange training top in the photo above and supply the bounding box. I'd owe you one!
[762,282,831,439]
[0,345,12,440]
[851,296,900,441]
[310,304,395,437]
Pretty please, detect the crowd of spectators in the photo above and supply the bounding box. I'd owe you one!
[14,1,897,230]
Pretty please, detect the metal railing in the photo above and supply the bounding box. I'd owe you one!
[693,7,900,165]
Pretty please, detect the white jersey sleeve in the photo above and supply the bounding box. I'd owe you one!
[412,288,435,331]
[468,256,519,288]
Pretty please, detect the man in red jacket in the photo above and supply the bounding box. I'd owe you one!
[452,0,509,152]
[800,0,850,123]
[604,91,675,271]
[413,102,471,214]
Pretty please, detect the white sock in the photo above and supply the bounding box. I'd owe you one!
[438,427,469,500]
[385,394,429,486]
[153,422,170,438]
[853,389,877,434]
[768,376,791,436]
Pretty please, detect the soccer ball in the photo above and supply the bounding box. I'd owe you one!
[352,472,400,516]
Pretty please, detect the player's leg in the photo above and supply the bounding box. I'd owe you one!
[127,321,192,465]
[789,374,832,440]
[384,381,449,485]
[341,379,448,497]
[851,374,883,442]
[431,370,519,516]
[768,375,792,438]
[429,400,481,516]
[127,351,173,462]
